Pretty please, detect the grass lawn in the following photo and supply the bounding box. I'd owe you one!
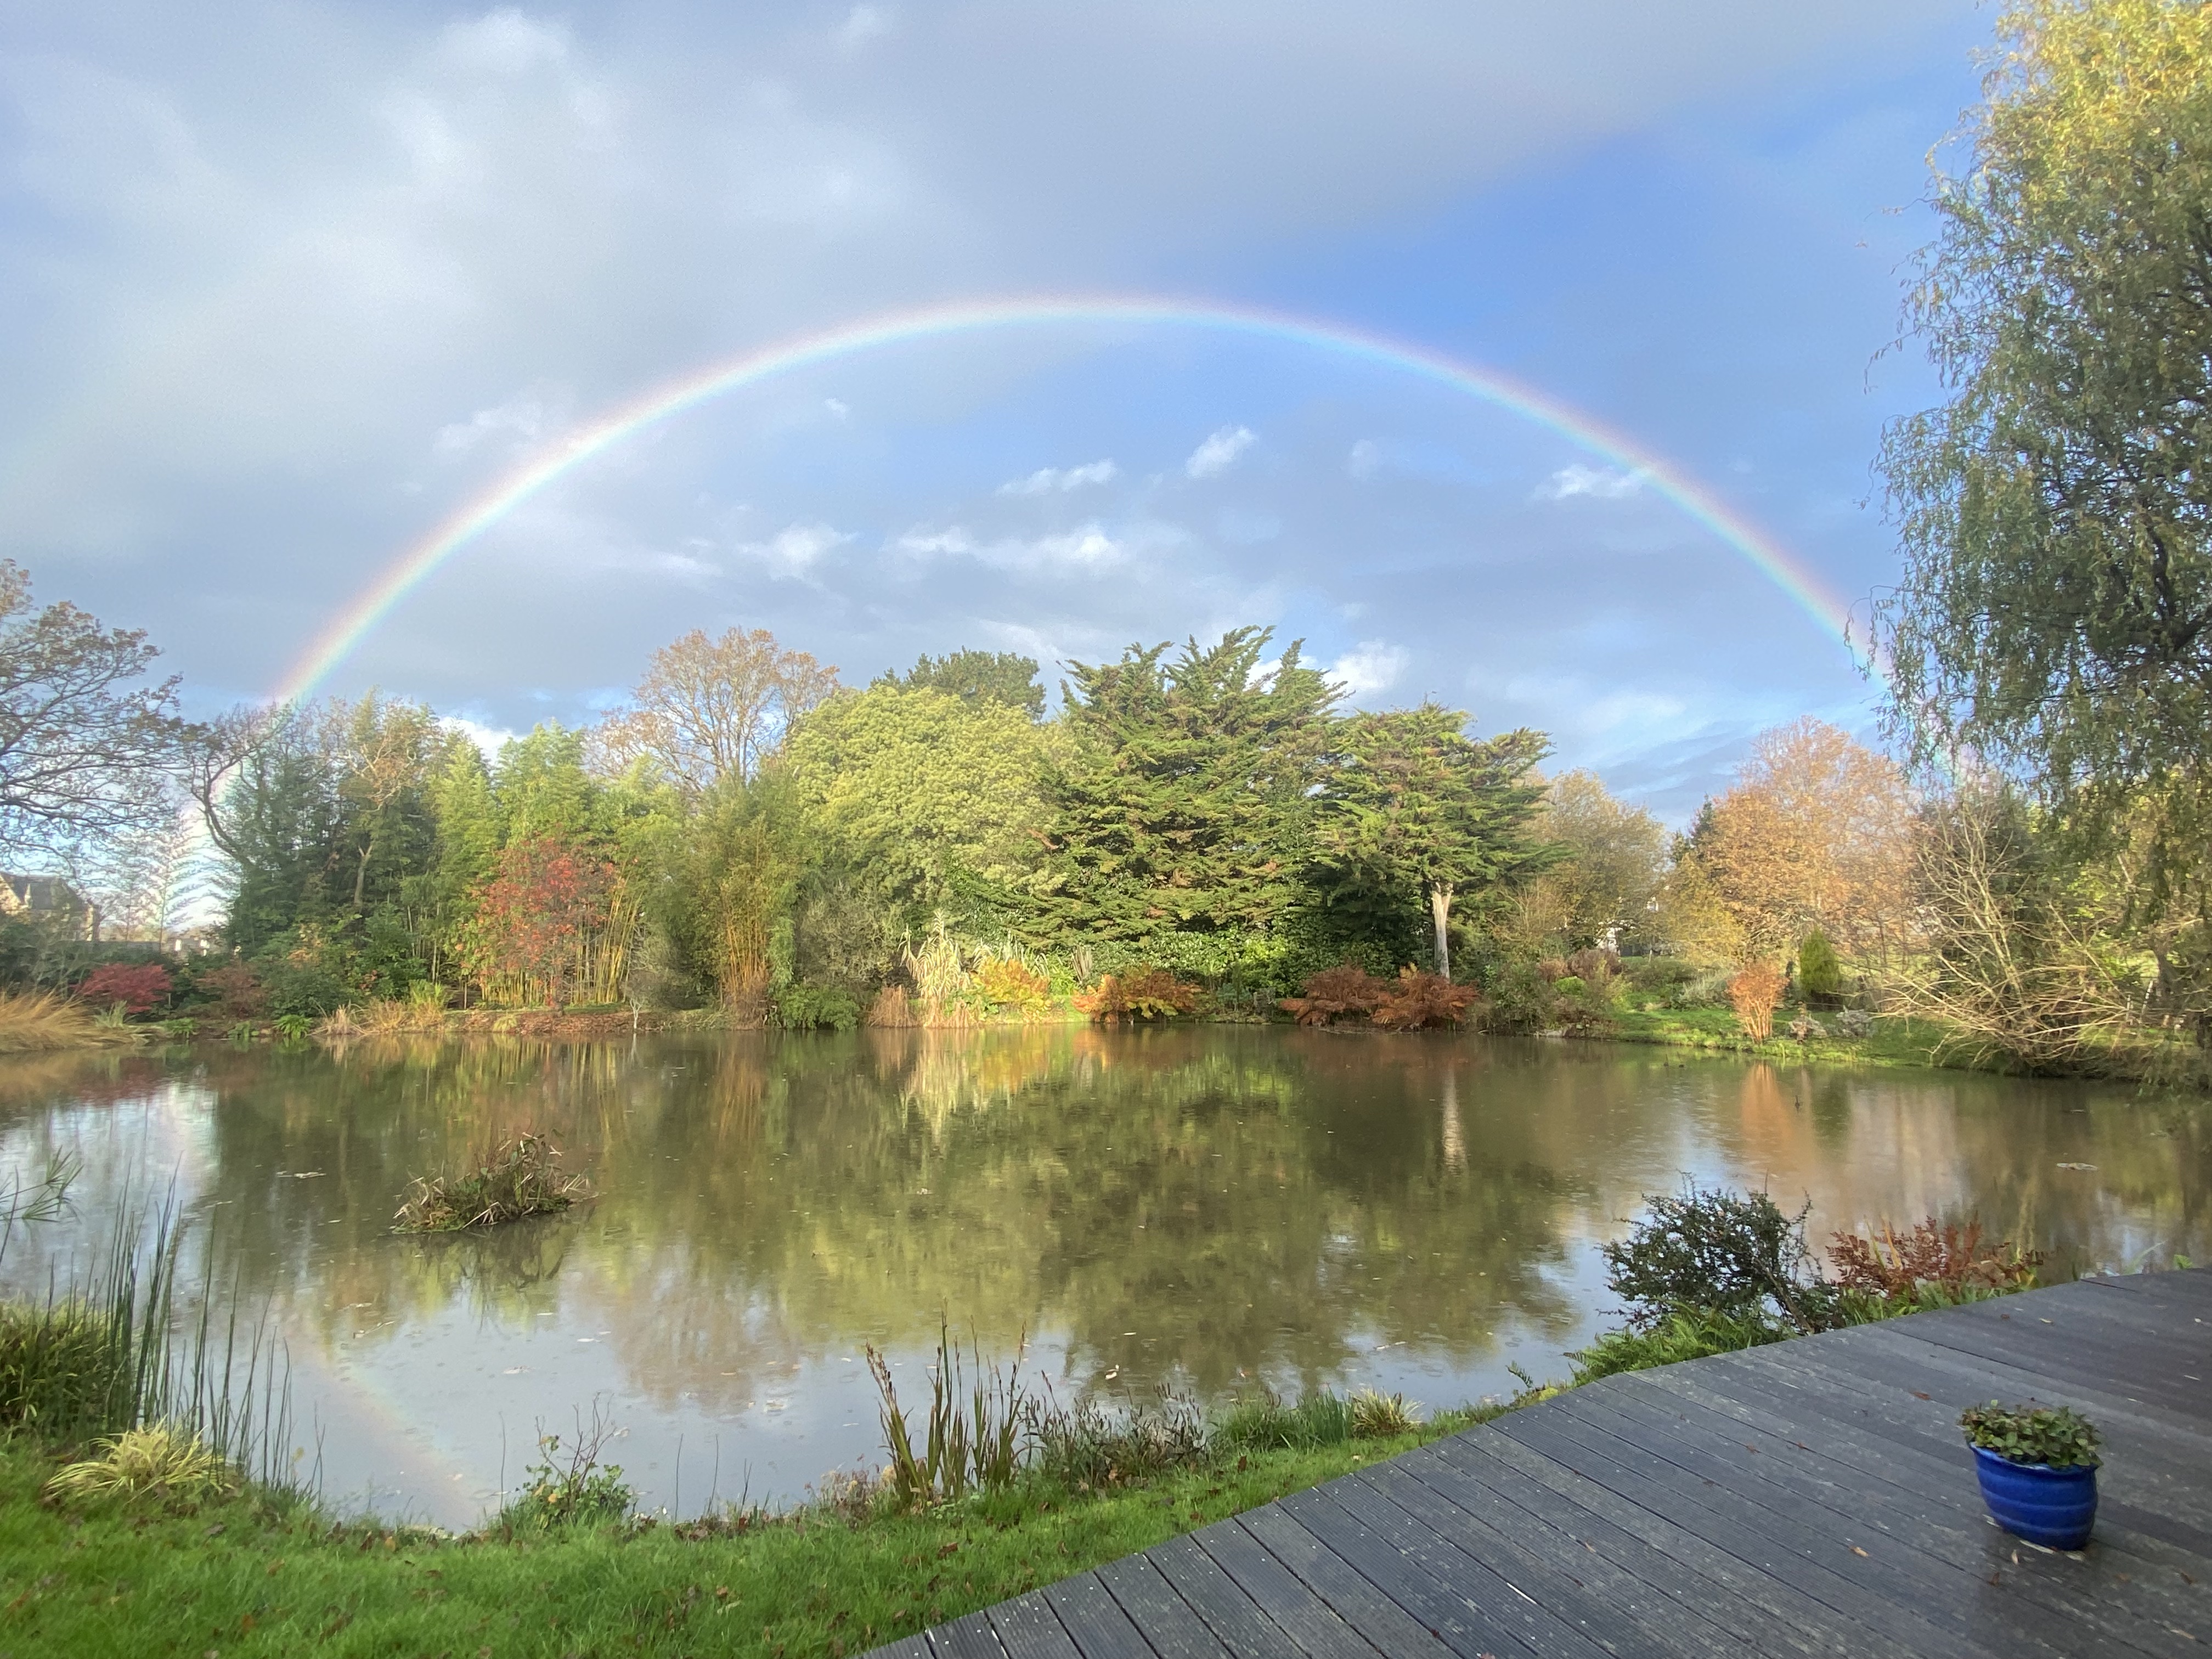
[0,1427,1456,1659]
[1605,1005,1965,1070]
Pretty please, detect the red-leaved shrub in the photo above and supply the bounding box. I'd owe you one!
[1278,963,1390,1026]
[1370,967,1480,1030]
[75,962,173,1016]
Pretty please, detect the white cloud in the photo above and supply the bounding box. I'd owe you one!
[1346,439,1383,481]
[893,520,1142,573]
[441,715,520,760]
[1185,426,1255,479]
[433,383,567,457]
[997,459,1118,496]
[1329,640,1409,698]
[1537,463,1649,501]
[741,521,849,577]
[835,6,894,50]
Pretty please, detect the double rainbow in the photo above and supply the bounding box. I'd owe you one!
[273,294,1865,701]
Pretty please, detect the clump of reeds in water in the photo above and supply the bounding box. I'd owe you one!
[866,1321,1029,1509]
[394,1132,592,1232]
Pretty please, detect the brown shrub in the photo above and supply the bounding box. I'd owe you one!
[865,985,918,1028]
[1564,947,1621,989]
[1726,961,1785,1041]
[1371,968,1480,1031]
[1534,957,1570,984]
[1278,963,1390,1026]
[1074,969,1199,1024]
[1829,1218,2041,1298]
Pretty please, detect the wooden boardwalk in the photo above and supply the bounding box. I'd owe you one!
[872,1269,2212,1658]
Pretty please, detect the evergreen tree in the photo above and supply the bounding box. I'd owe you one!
[1308,703,1554,978]
[879,649,1046,719]
[1039,629,1339,946]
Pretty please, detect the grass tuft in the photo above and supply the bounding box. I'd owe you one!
[0,991,139,1052]
[394,1131,591,1232]
[1347,1388,1423,1438]
[43,1425,239,1510]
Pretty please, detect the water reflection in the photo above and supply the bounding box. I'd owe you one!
[0,1030,2205,1526]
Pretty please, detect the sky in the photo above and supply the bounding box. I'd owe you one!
[0,1,1989,819]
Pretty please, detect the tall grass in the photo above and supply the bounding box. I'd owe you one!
[0,1177,294,1495]
[865,1322,1029,1509]
[0,992,139,1052]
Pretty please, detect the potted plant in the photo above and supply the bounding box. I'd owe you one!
[1959,1401,2100,1549]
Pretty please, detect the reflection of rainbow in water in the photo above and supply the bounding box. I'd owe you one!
[270,294,1872,703]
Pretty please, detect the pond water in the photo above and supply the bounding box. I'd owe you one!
[1,1027,2206,1528]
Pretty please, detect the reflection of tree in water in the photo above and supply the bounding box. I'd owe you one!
[8,1031,2208,1417]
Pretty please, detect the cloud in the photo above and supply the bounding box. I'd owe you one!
[441,714,521,760]
[835,6,894,50]
[1185,426,1255,479]
[1537,464,1649,501]
[432,383,568,458]
[893,520,1149,573]
[1346,439,1383,481]
[741,521,850,577]
[1329,640,1409,698]
[997,459,1118,496]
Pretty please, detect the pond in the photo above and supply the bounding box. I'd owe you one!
[1,1027,2206,1528]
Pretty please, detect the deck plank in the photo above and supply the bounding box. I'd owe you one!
[876,1268,2212,1659]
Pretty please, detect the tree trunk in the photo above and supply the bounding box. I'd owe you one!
[1429,880,1453,978]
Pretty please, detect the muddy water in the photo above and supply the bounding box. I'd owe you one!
[1,1028,2204,1526]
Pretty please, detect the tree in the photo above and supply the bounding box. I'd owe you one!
[459,834,615,1010]
[877,650,1045,719]
[784,685,1059,923]
[1039,629,1339,947]
[1309,703,1554,978]
[591,627,837,795]
[1539,771,1668,949]
[1685,719,1916,960]
[1876,0,2212,902]
[0,562,194,861]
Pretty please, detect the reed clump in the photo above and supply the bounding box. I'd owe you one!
[394,1132,592,1232]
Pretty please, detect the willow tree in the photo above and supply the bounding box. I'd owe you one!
[1877,0,2212,909]
[1309,704,1554,978]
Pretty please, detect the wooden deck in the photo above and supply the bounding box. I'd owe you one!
[871,1269,2212,1658]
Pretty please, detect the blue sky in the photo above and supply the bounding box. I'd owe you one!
[0,2,1987,817]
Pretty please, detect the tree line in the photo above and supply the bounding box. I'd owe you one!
[2,0,2205,1075]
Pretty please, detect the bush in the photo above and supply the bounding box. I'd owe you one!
[74,962,171,1017]
[775,983,861,1031]
[1480,962,1558,1032]
[1371,968,1480,1030]
[1960,1402,2099,1470]
[0,992,125,1053]
[1601,1182,1837,1334]
[180,961,268,1023]
[496,1413,634,1531]
[1075,969,1200,1024]
[1829,1218,2040,1299]
[974,956,1052,1013]
[1726,961,1785,1041]
[1798,930,1844,1003]
[1278,963,1390,1026]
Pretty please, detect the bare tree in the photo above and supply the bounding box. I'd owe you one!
[0,562,195,862]
[590,627,837,794]
[1882,787,2137,1069]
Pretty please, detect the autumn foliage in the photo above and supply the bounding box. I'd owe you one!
[1278,963,1390,1026]
[974,956,1052,1012]
[74,962,172,1015]
[1828,1218,2041,1298]
[1371,968,1480,1031]
[1074,969,1200,1024]
[1726,960,1785,1042]
[460,836,616,1010]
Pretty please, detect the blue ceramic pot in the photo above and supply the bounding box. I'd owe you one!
[1972,1445,2098,1549]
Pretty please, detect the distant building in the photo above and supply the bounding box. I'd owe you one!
[0,874,99,940]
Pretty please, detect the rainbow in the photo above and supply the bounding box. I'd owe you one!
[272,295,1867,701]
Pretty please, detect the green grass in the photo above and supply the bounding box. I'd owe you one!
[0,1422,1483,1658]
[1604,1005,1963,1069]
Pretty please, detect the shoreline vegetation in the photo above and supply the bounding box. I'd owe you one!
[0,1180,2076,1657]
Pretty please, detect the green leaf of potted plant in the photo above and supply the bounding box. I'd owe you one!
[1959,1401,2099,1549]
